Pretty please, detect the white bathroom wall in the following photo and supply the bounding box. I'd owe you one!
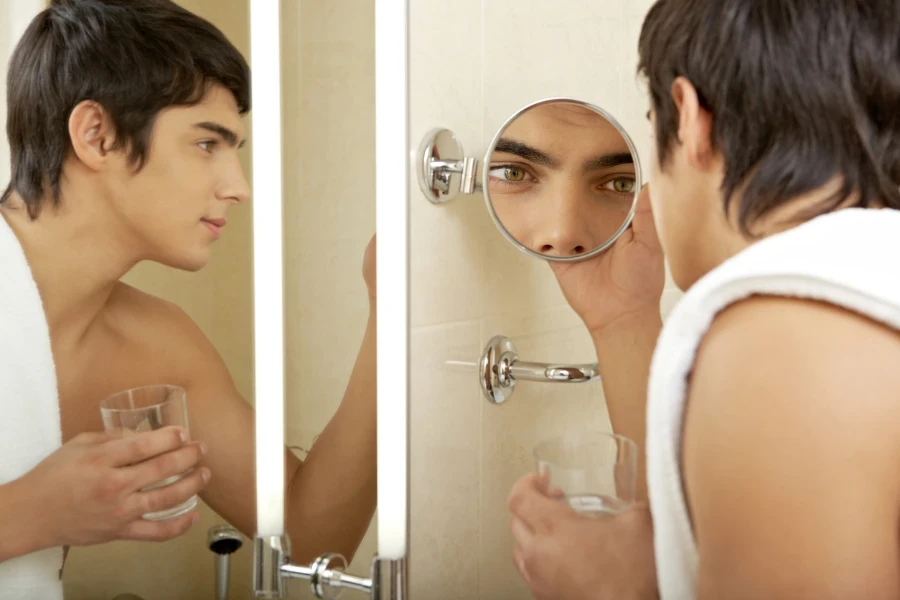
[408,1,682,598]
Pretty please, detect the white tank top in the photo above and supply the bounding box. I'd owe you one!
[645,208,900,599]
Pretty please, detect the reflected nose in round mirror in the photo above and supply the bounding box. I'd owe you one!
[484,98,641,262]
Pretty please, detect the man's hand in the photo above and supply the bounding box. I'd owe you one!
[548,185,665,503]
[550,184,665,335]
[508,473,658,600]
[3,426,208,559]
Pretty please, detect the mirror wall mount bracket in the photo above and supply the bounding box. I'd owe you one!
[416,128,480,204]
[479,335,600,405]
[254,534,407,599]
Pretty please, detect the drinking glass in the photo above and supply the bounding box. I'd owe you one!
[533,430,637,517]
[100,384,197,520]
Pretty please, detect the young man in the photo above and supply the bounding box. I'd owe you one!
[0,0,376,593]
[507,0,900,598]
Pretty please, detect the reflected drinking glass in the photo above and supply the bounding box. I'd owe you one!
[100,384,197,521]
[534,430,637,517]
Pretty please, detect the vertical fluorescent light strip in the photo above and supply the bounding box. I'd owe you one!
[375,0,409,559]
[250,0,285,537]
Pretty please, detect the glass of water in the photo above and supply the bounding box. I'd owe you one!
[533,430,638,517]
[100,384,197,521]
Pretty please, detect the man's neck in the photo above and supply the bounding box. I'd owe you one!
[1,191,140,348]
[680,177,859,290]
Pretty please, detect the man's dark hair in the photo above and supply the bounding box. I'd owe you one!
[638,0,900,234]
[1,0,251,219]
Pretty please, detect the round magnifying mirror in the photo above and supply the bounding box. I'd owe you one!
[483,98,641,262]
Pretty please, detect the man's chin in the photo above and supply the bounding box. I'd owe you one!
[157,249,212,272]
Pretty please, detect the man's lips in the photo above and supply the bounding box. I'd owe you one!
[202,218,227,237]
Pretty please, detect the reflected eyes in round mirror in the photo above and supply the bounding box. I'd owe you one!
[484,99,641,262]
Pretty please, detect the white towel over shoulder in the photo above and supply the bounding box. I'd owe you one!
[646,207,900,599]
[0,214,64,599]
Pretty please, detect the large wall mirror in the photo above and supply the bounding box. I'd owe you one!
[0,1,376,599]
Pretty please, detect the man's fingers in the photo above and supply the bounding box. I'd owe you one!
[509,515,534,546]
[507,473,542,513]
[127,442,206,492]
[126,466,210,520]
[120,510,199,542]
[512,543,532,585]
[530,471,546,491]
[71,431,115,446]
[547,485,566,500]
[508,473,567,532]
[103,426,189,467]
[508,473,546,503]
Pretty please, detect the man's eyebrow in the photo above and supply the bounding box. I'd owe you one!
[493,138,559,168]
[583,152,634,173]
[193,122,246,149]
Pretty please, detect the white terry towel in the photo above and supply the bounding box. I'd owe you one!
[0,214,64,599]
[646,207,900,599]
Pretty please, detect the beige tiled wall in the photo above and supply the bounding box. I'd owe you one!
[409,0,680,598]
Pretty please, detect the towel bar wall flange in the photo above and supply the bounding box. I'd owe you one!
[478,335,600,404]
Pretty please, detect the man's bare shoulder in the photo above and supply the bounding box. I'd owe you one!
[684,295,900,587]
[686,294,900,452]
[105,282,224,377]
[703,294,900,355]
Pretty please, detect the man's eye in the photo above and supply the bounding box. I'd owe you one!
[488,166,532,182]
[601,177,636,193]
[199,140,217,152]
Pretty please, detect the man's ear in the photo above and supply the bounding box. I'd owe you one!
[671,76,715,171]
[67,100,118,172]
